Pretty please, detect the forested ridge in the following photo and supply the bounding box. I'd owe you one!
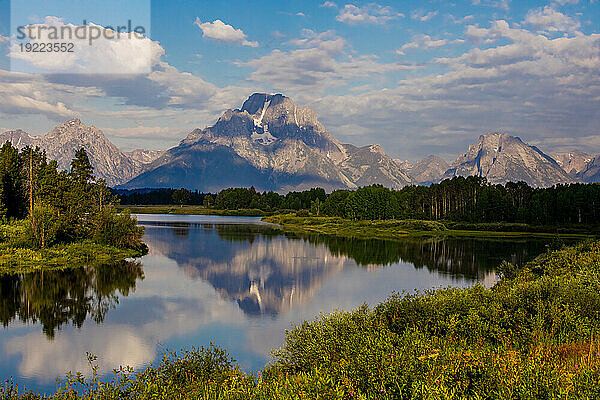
[120,177,600,226]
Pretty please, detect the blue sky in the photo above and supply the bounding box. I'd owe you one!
[0,0,599,161]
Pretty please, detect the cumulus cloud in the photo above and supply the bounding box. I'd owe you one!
[193,18,258,47]
[336,3,403,25]
[396,34,464,55]
[9,17,161,74]
[0,17,251,145]
[0,70,83,118]
[241,29,414,93]
[524,6,581,33]
[321,1,337,8]
[309,20,600,157]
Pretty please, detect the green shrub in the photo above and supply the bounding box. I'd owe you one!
[295,209,310,217]
[91,208,146,251]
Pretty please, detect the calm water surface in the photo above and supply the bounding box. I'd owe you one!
[0,215,557,393]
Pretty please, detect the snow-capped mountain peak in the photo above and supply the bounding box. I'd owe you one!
[123,93,413,191]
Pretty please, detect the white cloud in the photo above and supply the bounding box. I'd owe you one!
[147,62,217,107]
[466,24,497,42]
[450,14,475,24]
[0,20,250,142]
[9,18,162,74]
[321,1,337,8]
[524,6,581,33]
[396,34,463,55]
[193,18,258,47]
[336,3,403,25]
[411,10,439,22]
[472,0,511,11]
[241,29,414,93]
[0,70,83,118]
[309,20,600,157]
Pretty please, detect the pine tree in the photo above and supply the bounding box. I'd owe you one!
[172,188,191,207]
[0,142,26,219]
[70,148,94,185]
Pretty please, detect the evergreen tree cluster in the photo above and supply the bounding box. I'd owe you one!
[213,187,326,211]
[332,177,600,224]
[148,177,600,225]
[0,142,144,250]
[116,188,210,206]
[115,174,600,225]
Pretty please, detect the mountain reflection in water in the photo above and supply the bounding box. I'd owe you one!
[140,220,548,317]
[0,215,558,393]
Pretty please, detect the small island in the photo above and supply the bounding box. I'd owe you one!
[0,143,146,274]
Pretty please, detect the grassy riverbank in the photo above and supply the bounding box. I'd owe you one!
[0,220,147,274]
[0,241,144,274]
[262,214,597,239]
[3,239,600,398]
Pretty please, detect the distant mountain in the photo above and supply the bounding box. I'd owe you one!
[122,93,412,191]
[443,133,573,188]
[552,151,593,177]
[0,130,37,148]
[578,155,600,183]
[4,106,597,191]
[0,119,162,186]
[340,144,412,188]
[393,159,413,171]
[126,149,166,165]
[407,155,449,185]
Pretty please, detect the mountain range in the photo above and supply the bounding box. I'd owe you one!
[0,119,163,186]
[1,93,599,190]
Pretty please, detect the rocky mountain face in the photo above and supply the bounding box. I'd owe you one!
[340,144,412,188]
[552,151,593,177]
[3,98,597,191]
[126,149,166,165]
[0,130,37,148]
[406,155,449,185]
[443,133,574,188]
[0,119,162,186]
[123,93,412,192]
[393,159,413,171]
[578,155,600,183]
